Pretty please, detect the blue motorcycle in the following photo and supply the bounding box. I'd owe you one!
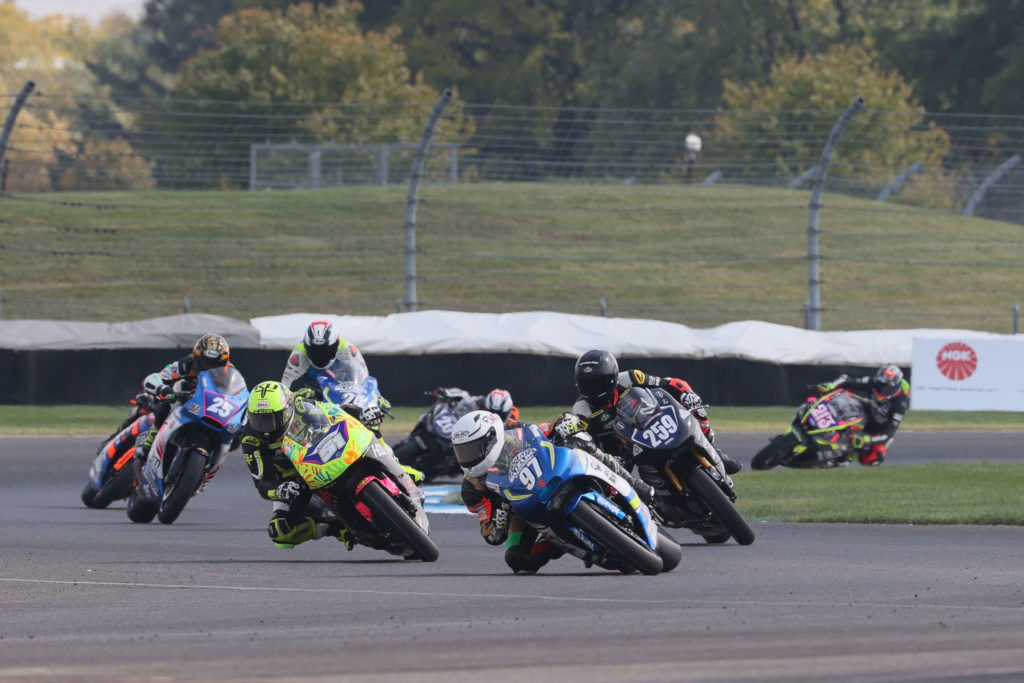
[312,357,387,413]
[487,424,682,575]
[127,366,250,524]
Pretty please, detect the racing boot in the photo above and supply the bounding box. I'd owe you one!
[401,464,425,485]
[133,427,158,480]
[717,448,743,475]
[630,477,656,507]
[324,520,356,550]
[268,515,318,549]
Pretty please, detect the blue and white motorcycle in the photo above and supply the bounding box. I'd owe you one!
[127,365,250,524]
[312,357,388,414]
[487,424,682,575]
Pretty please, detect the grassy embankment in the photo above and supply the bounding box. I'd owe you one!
[3,183,1022,330]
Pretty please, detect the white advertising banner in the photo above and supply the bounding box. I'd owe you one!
[910,337,1024,411]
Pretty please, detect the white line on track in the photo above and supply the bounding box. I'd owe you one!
[2,576,1021,613]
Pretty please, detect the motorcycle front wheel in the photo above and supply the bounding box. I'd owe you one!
[158,450,206,524]
[569,498,663,575]
[751,431,800,471]
[360,480,439,562]
[684,468,756,546]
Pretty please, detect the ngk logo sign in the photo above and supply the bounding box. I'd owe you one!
[936,342,977,381]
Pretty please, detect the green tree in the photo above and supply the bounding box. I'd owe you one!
[877,0,1024,115]
[716,43,950,191]
[166,2,457,188]
[0,5,150,192]
[141,0,238,78]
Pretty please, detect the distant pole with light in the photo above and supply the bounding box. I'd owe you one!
[685,133,702,183]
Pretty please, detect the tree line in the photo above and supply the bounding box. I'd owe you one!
[2,0,1021,192]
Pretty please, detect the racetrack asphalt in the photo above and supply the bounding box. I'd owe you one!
[1,432,1023,682]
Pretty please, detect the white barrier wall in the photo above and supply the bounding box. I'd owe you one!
[911,337,1024,411]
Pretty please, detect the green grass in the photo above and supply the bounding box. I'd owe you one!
[733,463,1024,525]
[2,184,1022,330]
[5,404,1022,436]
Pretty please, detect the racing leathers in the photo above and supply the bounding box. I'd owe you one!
[818,374,911,465]
[571,369,742,474]
[240,398,357,548]
[460,422,654,574]
[281,338,369,393]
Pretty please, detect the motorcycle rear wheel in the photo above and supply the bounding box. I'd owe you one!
[569,499,663,575]
[656,530,683,572]
[158,451,206,524]
[90,463,136,510]
[684,468,756,546]
[81,480,99,508]
[126,489,158,523]
[702,531,731,544]
[751,432,800,471]
[360,480,439,562]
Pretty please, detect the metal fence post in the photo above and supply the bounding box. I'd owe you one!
[963,155,1021,216]
[877,162,923,202]
[404,88,452,313]
[806,96,864,331]
[0,81,37,320]
[377,146,389,185]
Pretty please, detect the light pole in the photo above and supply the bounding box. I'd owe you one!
[684,133,702,183]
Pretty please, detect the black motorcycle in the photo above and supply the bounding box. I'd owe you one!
[613,386,755,545]
[391,388,469,482]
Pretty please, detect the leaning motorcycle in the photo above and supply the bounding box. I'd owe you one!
[81,405,154,510]
[613,386,755,546]
[392,387,469,482]
[127,366,250,524]
[488,424,682,575]
[751,388,868,470]
[282,405,438,561]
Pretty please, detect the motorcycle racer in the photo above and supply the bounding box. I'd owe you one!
[134,333,233,467]
[815,365,910,466]
[242,381,423,549]
[241,381,358,549]
[569,349,743,475]
[453,410,655,574]
[435,386,521,425]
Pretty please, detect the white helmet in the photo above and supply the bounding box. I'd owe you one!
[304,320,340,369]
[451,410,504,478]
[484,389,514,421]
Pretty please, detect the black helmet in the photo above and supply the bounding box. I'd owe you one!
[872,365,903,399]
[574,349,619,405]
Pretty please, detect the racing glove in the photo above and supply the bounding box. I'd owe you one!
[359,405,386,428]
[550,412,583,441]
[817,374,848,393]
[274,480,306,503]
[850,431,870,450]
[292,387,317,401]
